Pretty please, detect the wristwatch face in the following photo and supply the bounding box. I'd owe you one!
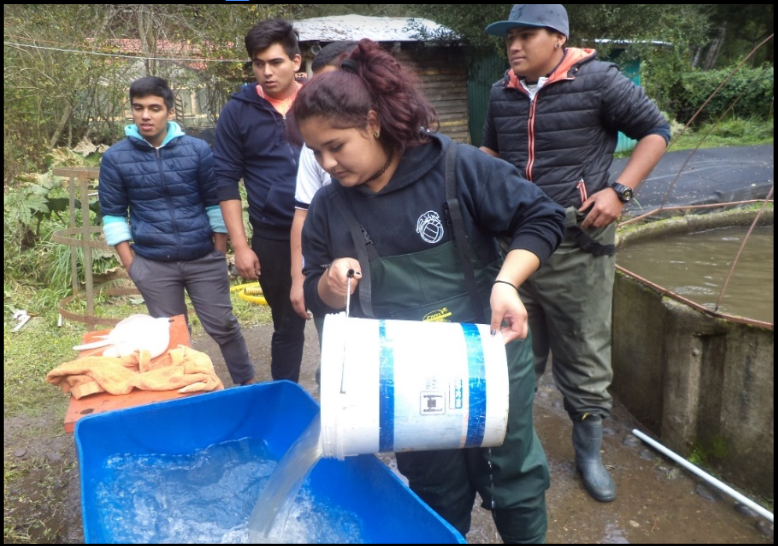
[612,183,633,203]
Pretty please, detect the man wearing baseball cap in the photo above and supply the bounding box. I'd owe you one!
[481,5,670,504]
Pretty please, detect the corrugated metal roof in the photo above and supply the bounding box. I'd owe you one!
[293,14,455,43]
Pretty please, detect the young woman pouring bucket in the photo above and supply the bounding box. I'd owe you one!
[295,39,566,543]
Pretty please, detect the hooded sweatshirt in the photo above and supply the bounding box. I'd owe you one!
[301,132,566,317]
[212,83,303,241]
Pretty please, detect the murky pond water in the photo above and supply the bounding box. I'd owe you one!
[616,226,774,323]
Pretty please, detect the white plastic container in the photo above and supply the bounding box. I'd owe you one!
[319,313,509,460]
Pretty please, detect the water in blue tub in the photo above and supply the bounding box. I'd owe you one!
[94,418,361,543]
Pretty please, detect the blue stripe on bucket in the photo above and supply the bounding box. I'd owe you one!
[462,323,487,447]
[378,320,395,452]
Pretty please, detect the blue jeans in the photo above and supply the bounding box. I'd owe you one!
[128,250,255,384]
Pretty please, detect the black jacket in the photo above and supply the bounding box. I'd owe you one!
[301,133,566,317]
[213,83,302,241]
[482,48,670,208]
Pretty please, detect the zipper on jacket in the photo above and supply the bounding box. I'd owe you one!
[155,147,182,258]
[505,81,537,182]
[281,114,298,170]
[505,69,578,183]
[525,98,538,182]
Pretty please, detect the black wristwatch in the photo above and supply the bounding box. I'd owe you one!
[609,182,634,203]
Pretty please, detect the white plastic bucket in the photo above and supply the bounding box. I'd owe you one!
[319,313,509,460]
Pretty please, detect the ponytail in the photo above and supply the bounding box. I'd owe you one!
[294,38,438,152]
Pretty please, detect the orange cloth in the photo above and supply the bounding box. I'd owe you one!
[46,345,224,399]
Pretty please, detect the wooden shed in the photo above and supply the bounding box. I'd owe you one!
[293,15,470,144]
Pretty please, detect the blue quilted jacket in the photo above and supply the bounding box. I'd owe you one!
[99,122,219,261]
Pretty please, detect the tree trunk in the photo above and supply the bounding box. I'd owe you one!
[691,47,703,69]
[703,23,727,70]
[48,102,74,150]
[138,6,157,76]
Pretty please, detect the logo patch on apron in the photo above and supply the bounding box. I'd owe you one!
[416,210,444,244]
[423,307,453,322]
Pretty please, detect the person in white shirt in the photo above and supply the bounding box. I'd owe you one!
[290,41,357,325]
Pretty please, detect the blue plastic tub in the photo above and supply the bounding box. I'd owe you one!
[75,381,465,544]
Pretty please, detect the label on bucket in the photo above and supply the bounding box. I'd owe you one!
[320,314,509,459]
[450,380,463,410]
[421,391,445,414]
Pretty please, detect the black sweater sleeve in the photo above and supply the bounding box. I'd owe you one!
[454,144,566,263]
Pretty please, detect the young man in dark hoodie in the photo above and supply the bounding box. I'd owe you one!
[213,18,307,383]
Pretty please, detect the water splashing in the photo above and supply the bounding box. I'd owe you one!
[247,416,323,542]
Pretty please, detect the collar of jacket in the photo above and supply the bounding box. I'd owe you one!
[506,47,597,92]
[124,121,185,149]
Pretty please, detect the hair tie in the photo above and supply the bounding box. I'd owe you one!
[340,58,358,74]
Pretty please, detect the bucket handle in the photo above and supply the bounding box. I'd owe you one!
[340,270,355,393]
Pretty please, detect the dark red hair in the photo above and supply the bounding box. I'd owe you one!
[293,39,438,153]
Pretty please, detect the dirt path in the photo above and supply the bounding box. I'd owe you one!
[5,319,772,544]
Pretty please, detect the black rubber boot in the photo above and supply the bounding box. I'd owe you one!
[572,416,616,502]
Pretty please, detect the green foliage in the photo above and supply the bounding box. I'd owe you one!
[3,317,82,416]
[409,5,713,59]
[4,3,772,184]
[3,173,60,256]
[4,6,114,181]
[40,238,118,289]
[661,111,687,141]
[668,66,774,126]
[670,118,774,151]
[4,172,99,251]
[3,169,114,309]
[3,4,305,183]
[295,5,410,19]
[704,4,774,68]
[408,4,511,56]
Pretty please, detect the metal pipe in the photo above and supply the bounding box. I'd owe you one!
[632,429,773,523]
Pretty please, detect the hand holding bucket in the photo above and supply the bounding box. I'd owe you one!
[323,259,362,300]
[319,313,509,460]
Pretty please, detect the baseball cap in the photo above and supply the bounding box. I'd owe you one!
[485,4,569,38]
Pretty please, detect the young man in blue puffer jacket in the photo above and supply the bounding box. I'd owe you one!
[99,76,256,386]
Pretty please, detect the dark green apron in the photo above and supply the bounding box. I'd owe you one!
[370,241,500,323]
[326,142,550,537]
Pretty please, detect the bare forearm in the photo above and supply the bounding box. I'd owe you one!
[115,241,133,269]
[495,249,541,289]
[220,199,249,250]
[488,249,539,343]
[614,134,667,190]
[290,209,306,281]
